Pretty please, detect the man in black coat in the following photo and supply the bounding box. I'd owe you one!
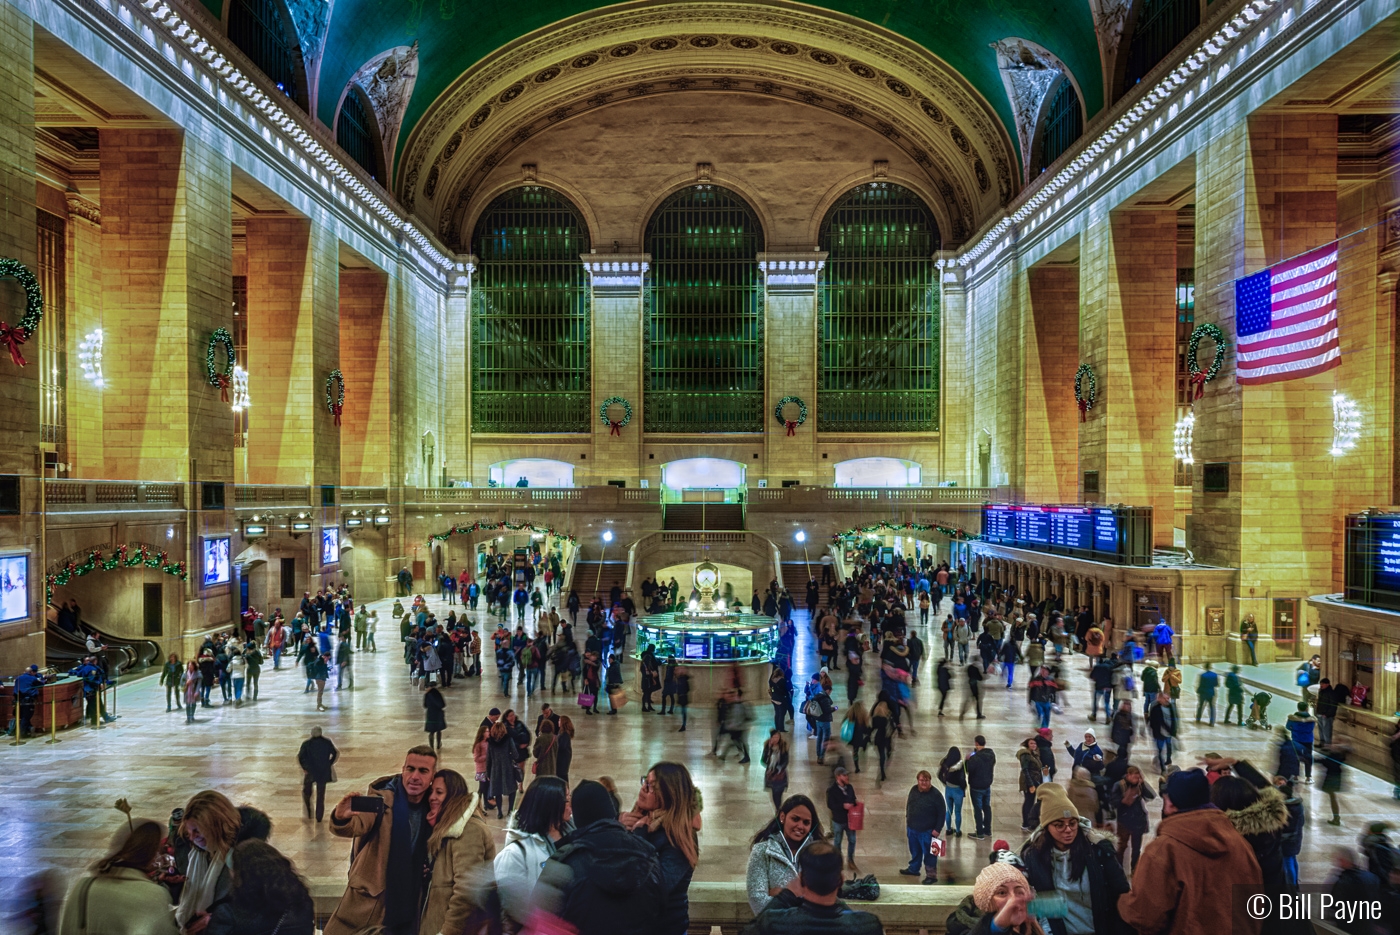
[533,780,665,935]
[298,726,339,821]
[743,841,883,935]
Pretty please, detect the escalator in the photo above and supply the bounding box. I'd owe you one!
[45,621,158,676]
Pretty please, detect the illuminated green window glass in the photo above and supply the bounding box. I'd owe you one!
[336,88,382,184]
[645,185,765,433]
[818,182,940,432]
[471,186,591,433]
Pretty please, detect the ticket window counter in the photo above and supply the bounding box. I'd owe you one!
[636,624,777,662]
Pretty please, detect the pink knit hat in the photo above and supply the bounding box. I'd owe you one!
[972,861,1030,912]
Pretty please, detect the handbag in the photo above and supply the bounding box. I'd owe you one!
[840,719,855,744]
[577,692,596,708]
[329,764,338,783]
[846,802,865,831]
[929,836,946,857]
[838,874,880,901]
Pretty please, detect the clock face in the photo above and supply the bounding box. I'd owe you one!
[694,562,720,590]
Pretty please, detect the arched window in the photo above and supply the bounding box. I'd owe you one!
[228,0,307,110]
[1122,0,1200,93]
[818,182,939,432]
[1037,78,1083,174]
[336,87,383,184]
[645,185,765,433]
[470,186,592,433]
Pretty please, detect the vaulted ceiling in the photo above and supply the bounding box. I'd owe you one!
[193,0,1109,245]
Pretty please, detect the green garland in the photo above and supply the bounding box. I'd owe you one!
[326,370,345,425]
[45,544,188,604]
[1074,364,1097,420]
[428,521,577,548]
[1187,323,1228,399]
[599,396,632,435]
[831,521,982,544]
[0,258,44,366]
[774,396,808,435]
[206,329,235,399]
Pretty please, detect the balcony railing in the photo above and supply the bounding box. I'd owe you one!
[233,484,312,506]
[44,480,185,510]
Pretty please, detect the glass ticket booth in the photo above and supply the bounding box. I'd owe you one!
[636,621,777,662]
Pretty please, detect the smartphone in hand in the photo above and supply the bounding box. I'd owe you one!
[350,795,384,813]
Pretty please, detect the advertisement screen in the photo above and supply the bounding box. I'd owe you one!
[202,537,231,587]
[0,554,29,623]
[321,527,340,566]
[1371,516,1400,593]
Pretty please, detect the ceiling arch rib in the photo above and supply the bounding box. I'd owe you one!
[991,38,1082,185]
[397,5,1019,248]
[338,43,420,182]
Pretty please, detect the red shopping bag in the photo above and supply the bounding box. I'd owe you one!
[847,802,865,832]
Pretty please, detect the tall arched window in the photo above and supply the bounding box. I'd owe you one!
[645,185,765,433]
[1122,0,1200,93]
[471,186,592,433]
[818,182,940,432]
[228,0,307,110]
[1037,78,1083,175]
[336,87,383,184]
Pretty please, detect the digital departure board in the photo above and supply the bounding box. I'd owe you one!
[1344,513,1400,610]
[980,504,1150,566]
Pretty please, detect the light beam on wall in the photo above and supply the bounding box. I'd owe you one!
[1330,393,1360,457]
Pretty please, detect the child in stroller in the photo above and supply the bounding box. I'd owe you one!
[1246,690,1273,730]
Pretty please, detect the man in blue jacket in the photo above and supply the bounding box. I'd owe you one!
[11,664,45,737]
[69,656,113,725]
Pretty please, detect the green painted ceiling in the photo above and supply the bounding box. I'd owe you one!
[312,0,1103,162]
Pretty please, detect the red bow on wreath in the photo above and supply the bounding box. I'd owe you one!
[332,403,343,426]
[215,372,231,403]
[608,420,622,436]
[785,420,798,436]
[1077,399,1089,422]
[1,321,28,367]
[1189,371,1208,400]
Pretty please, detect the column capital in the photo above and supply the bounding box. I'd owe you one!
[449,255,476,293]
[935,250,966,287]
[757,251,827,295]
[582,254,649,297]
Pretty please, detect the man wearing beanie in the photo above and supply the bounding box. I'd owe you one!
[1119,768,1264,935]
[532,779,666,935]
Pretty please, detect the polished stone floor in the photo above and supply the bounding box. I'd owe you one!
[2,589,1395,908]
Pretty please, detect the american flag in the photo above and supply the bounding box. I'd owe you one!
[1234,241,1341,385]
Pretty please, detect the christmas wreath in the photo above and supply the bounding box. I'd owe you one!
[1187,323,1228,400]
[325,370,345,425]
[774,396,808,436]
[599,396,632,436]
[0,258,44,367]
[206,328,236,401]
[1074,364,1097,422]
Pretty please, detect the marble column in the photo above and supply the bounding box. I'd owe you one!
[760,252,826,484]
[584,256,647,485]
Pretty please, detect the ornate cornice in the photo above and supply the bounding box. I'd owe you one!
[399,4,1019,243]
[758,252,827,295]
[582,255,649,296]
[64,192,101,225]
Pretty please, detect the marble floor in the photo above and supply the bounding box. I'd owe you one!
[3,590,1396,911]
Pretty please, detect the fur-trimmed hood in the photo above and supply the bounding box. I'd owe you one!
[1224,785,1288,837]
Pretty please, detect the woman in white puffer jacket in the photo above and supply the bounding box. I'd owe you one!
[743,794,825,915]
[494,776,571,933]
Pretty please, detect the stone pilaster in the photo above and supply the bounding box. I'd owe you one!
[339,266,391,486]
[1078,209,1176,542]
[445,260,472,481]
[1022,262,1079,502]
[245,216,339,488]
[937,256,969,486]
[67,194,105,480]
[584,255,647,486]
[1194,114,1339,660]
[99,129,234,483]
[760,252,826,485]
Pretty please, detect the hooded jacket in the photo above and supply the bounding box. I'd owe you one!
[532,818,666,935]
[745,832,814,915]
[419,795,496,935]
[1067,767,1099,820]
[493,822,557,930]
[1221,785,1291,928]
[1018,745,1046,794]
[1118,806,1263,935]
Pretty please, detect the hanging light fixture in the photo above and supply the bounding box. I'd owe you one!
[1173,413,1195,464]
[1385,653,1400,674]
[231,364,251,412]
[1331,393,1361,456]
[78,328,104,388]
[1308,631,1322,647]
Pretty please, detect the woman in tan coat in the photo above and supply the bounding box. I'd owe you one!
[532,719,560,778]
[420,769,496,935]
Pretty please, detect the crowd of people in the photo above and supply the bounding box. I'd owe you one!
[11,545,1400,935]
